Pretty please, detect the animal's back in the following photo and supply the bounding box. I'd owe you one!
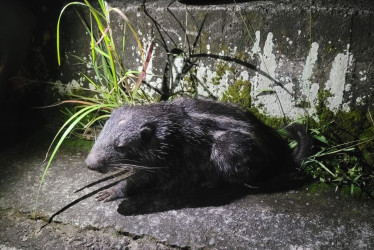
[170,98,296,184]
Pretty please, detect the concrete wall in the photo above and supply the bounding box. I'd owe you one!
[58,0,374,119]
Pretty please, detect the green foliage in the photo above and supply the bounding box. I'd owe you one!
[34,0,153,216]
[300,91,374,198]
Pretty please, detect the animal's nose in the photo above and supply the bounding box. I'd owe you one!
[85,150,102,170]
[85,148,109,173]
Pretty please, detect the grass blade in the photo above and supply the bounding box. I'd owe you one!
[34,105,105,217]
[57,2,88,66]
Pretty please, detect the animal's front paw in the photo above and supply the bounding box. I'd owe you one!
[96,181,127,202]
[96,189,117,202]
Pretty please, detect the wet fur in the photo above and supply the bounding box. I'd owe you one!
[85,98,310,202]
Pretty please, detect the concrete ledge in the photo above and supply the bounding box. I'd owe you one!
[1,139,374,248]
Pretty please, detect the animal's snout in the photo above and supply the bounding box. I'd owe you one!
[85,152,98,170]
[85,149,106,173]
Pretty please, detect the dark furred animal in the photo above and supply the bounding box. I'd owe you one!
[85,98,311,202]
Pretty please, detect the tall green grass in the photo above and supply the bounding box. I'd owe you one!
[34,0,153,216]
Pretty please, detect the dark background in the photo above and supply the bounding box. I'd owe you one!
[0,0,66,152]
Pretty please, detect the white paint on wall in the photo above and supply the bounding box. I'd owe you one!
[172,56,185,82]
[250,32,295,118]
[171,56,186,92]
[245,32,357,118]
[194,62,232,98]
[356,96,364,105]
[250,32,276,112]
[324,44,353,112]
[64,79,81,94]
[359,71,367,81]
[301,42,319,95]
[300,42,320,115]
[239,71,249,81]
[251,31,261,55]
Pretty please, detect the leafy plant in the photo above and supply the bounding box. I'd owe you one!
[300,125,374,198]
[34,0,153,216]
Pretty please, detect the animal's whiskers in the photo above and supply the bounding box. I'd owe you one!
[108,163,160,173]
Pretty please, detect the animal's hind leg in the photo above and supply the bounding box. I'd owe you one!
[211,131,256,183]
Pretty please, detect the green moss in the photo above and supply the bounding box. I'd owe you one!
[222,79,251,107]
[244,11,264,31]
[327,43,337,53]
[250,107,289,129]
[339,185,365,198]
[234,51,249,62]
[300,89,374,197]
[221,78,288,129]
[199,32,211,54]
[303,183,331,194]
[315,90,374,165]
[60,137,94,153]
[218,44,230,54]
[181,67,199,96]
[212,62,235,86]
[359,115,374,165]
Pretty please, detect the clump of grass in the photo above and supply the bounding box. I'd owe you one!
[34,0,154,216]
[295,117,374,199]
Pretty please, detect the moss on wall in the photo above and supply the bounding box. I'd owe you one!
[221,79,251,107]
[221,78,289,128]
[211,62,234,85]
[315,90,374,165]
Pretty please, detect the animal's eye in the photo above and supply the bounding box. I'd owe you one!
[140,123,155,141]
[140,126,153,139]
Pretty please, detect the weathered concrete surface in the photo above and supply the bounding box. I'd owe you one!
[0,208,174,249]
[1,135,374,249]
[57,0,374,118]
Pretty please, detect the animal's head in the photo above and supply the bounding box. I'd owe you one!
[85,105,175,173]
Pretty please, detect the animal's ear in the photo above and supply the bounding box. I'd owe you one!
[140,122,156,141]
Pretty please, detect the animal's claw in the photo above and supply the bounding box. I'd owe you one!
[95,183,126,202]
[95,190,113,202]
